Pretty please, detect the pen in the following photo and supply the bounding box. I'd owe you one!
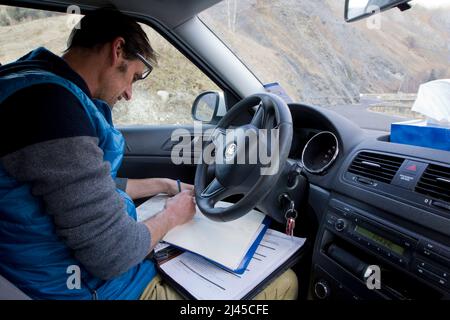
[154,246,181,262]
[177,179,181,193]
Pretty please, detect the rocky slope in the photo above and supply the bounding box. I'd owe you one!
[200,0,450,104]
[1,1,449,123]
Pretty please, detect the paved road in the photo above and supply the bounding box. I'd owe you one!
[324,97,407,132]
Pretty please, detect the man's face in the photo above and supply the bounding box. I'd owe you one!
[97,53,146,107]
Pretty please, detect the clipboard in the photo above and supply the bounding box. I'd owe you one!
[153,229,307,300]
[161,216,271,275]
[240,244,304,300]
[137,195,269,273]
[155,244,305,300]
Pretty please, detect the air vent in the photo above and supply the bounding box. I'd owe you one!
[415,164,450,204]
[348,152,404,184]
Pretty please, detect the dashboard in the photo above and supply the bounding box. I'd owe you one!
[287,103,450,300]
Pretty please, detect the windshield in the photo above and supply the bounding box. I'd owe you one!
[200,0,450,130]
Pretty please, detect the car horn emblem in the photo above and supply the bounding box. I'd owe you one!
[225,143,237,160]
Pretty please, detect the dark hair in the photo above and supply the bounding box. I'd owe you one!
[67,8,157,65]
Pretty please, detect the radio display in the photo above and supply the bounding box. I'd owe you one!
[354,226,405,256]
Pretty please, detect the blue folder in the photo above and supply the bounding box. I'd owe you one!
[158,216,271,275]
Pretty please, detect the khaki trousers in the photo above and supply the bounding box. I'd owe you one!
[139,269,298,300]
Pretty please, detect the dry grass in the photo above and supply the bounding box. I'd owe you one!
[1,2,450,122]
[0,11,220,126]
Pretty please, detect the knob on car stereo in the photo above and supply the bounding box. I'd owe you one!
[334,218,347,232]
[314,280,330,299]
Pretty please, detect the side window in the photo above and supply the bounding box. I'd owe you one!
[0,5,223,125]
[0,6,66,64]
[112,25,223,126]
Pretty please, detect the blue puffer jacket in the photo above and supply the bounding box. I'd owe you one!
[0,48,156,299]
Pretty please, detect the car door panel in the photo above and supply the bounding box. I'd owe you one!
[118,125,214,184]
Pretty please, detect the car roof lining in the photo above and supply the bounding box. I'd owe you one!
[1,0,223,29]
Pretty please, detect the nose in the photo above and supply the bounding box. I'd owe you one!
[123,84,133,101]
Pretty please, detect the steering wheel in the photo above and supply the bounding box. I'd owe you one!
[195,92,293,222]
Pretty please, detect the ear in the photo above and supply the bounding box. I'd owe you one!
[110,37,126,66]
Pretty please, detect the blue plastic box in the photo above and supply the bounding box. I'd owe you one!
[391,119,450,151]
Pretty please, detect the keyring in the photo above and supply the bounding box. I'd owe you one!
[284,208,298,220]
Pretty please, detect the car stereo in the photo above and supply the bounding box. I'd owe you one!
[325,199,416,269]
[318,198,450,297]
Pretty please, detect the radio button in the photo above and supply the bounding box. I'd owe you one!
[334,219,347,232]
[326,214,338,227]
[314,281,330,300]
[340,206,353,218]
[328,214,338,220]
[329,199,354,217]
[416,267,425,276]
[402,239,417,248]
[415,266,448,288]
[420,248,450,266]
[418,240,450,260]
[386,253,406,266]
[416,260,449,280]
[342,211,352,218]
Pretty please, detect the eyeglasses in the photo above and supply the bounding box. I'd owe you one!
[134,52,154,81]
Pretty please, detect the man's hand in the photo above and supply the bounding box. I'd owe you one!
[163,189,196,229]
[165,179,194,196]
[143,189,196,250]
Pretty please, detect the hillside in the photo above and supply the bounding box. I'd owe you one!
[200,0,450,105]
[1,1,449,124]
[0,11,220,125]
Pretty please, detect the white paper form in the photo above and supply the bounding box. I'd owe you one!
[136,194,266,271]
[159,229,307,300]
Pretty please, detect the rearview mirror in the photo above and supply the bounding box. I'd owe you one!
[191,91,226,123]
[345,0,411,22]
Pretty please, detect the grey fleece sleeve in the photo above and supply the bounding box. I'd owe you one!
[1,136,151,280]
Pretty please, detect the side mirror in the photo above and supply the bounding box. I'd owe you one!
[345,0,411,22]
[191,91,226,123]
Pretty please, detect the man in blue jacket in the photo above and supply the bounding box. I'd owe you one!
[0,8,297,300]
